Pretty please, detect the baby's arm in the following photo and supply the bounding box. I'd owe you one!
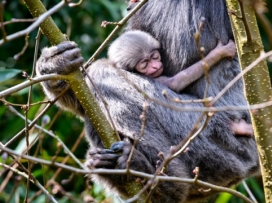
[155,40,236,92]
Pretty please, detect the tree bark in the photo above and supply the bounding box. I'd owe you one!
[226,0,272,202]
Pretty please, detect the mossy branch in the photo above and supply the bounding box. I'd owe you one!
[226,0,272,202]
[23,0,148,201]
[24,0,117,148]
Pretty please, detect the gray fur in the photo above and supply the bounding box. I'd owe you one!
[108,30,160,71]
[36,41,85,117]
[36,0,260,202]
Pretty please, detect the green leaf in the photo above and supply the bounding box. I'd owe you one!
[0,69,21,82]
[215,192,233,203]
[14,133,37,154]
[93,183,104,196]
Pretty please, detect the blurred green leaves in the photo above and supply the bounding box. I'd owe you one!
[0,68,21,82]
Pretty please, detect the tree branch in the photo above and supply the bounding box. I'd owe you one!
[226,1,272,202]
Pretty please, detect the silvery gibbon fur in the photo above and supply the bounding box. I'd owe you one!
[36,0,260,202]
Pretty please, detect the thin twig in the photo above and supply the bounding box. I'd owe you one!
[0,73,67,98]
[194,17,211,101]
[0,163,58,203]
[28,130,85,202]
[0,84,70,150]
[242,180,257,202]
[126,101,148,170]
[0,145,255,203]
[0,142,35,191]
[144,111,211,202]
[14,35,29,60]
[211,50,272,105]
[0,99,51,107]
[23,30,41,203]
[171,113,212,159]
[23,104,30,203]
[163,90,213,103]
[2,50,272,114]
[4,105,86,170]
[6,178,21,203]
[110,63,272,113]
[0,1,66,46]
[0,18,36,27]
[84,0,148,67]
[0,1,7,42]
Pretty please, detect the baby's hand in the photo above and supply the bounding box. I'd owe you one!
[216,40,236,59]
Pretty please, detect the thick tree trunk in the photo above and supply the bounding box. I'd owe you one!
[226,0,272,202]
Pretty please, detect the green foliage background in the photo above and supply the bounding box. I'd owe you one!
[0,0,271,202]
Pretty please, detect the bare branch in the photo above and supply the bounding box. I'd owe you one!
[0,74,67,98]
[0,1,66,46]
[211,50,272,105]
[0,163,58,203]
[85,0,148,67]
[0,145,254,203]
[3,105,86,170]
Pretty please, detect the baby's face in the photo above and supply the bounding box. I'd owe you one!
[135,50,163,78]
